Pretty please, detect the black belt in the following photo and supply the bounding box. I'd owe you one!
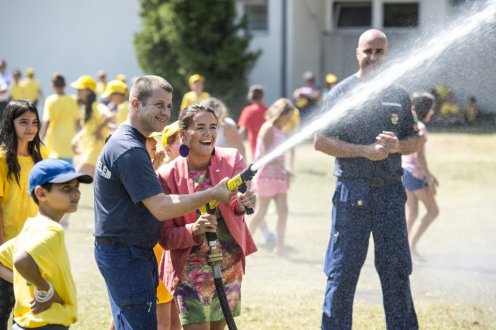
[369,177,402,188]
[338,177,402,188]
[94,237,152,249]
[95,236,115,245]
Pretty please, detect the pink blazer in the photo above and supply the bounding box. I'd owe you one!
[156,147,257,294]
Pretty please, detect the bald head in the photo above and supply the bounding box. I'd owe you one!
[356,29,388,79]
[358,29,387,48]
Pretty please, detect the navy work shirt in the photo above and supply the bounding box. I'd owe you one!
[93,124,163,247]
[324,75,417,180]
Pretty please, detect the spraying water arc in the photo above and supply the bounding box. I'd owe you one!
[251,1,496,172]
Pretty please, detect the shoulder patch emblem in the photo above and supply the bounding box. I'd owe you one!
[391,113,399,125]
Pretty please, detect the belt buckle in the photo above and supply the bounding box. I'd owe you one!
[96,237,113,245]
[369,177,385,188]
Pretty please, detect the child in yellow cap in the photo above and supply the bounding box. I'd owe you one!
[20,68,43,106]
[102,79,129,127]
[180,74,210,113]
[149,123,181,329]
[70,75,114,177]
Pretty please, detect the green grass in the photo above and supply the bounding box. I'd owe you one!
[63,132,496,329]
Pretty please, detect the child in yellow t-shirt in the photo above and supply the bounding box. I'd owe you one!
[0,100,47,327]
[70,75,114,177]
[40,73,80,163]
[20,68,43,106]
[180,74,210,113]
[0,159,92,329]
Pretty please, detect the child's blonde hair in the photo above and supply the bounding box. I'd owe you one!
[265,98,295,123]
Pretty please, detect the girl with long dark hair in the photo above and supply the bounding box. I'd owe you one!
[0,99,46,328]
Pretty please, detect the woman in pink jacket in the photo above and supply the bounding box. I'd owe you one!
[157,103,257,330]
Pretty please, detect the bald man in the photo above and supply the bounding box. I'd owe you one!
[315,29,420,329]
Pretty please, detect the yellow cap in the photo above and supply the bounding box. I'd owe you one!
[149,131,162,138]
[70,75,97,93]
[188,74,204,86]
[326,73,338,84]
[116,74,126,82]
[161,121,179,147]
[25,67,35,76]
[102,79,128,98]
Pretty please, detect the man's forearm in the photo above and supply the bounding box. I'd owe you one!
[398,135,422,155]
[314,133,367,158]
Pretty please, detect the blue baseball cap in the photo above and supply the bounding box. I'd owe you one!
[29,159,93,195]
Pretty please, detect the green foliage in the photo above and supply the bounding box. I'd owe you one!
[135,0,261,117]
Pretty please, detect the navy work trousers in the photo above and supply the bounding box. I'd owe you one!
[94,240,158,330]
[321,179,418,330]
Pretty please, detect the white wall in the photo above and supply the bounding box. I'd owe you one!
[1,0,143,114]
[289,0,327,94]
[244,0,284,106]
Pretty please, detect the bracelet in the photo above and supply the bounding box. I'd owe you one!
[34,281,54,303]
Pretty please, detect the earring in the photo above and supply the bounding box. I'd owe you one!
[179,144,189,157]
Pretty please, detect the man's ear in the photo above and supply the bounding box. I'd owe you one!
[130,98,140,112]
[34,186,46,201]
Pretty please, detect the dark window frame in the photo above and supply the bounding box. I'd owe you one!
[383,2,419,28]
[333,1,372,29]
[244,0,269,32]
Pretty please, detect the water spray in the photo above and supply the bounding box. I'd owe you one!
[252,1,496,171]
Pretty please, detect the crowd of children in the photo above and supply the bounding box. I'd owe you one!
[0,68,301,329]
[431,84,481,126]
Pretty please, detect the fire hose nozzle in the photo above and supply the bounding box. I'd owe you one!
[226,164,257,214]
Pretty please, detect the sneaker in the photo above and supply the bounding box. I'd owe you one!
[263,231,276,244]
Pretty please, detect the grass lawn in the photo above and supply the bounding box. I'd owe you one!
[64,131,496,329]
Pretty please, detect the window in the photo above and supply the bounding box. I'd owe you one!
[244,0,268,31]
[333,1,372,28]
[383,3,419,27]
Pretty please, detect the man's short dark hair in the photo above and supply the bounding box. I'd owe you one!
[129,75,173,105]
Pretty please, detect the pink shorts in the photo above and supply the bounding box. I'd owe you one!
[253,177,289,197]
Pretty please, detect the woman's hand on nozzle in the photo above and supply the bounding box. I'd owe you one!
[192,214,218,236]
[237,190,256,211]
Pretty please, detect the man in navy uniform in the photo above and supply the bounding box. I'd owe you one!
[315,29,421,329]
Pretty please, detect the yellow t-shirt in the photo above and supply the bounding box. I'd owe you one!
[43,94,80,158]
[180,91,210,110]
[440,102,460,117]
[11,82,25,100]
[96,81,106,97]
[0,215,77,327]
[153,244,174,304]
[20,78,42,102]
[116,100,129,125]
[283,109,301,134]
[78,101,110,166]
[0,148,48,241]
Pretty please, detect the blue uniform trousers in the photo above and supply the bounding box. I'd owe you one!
[321,179,418,330]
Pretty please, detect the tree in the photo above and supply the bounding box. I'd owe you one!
[135,0,261,117]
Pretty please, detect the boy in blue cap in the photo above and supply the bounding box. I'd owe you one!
[0,159,92,329]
